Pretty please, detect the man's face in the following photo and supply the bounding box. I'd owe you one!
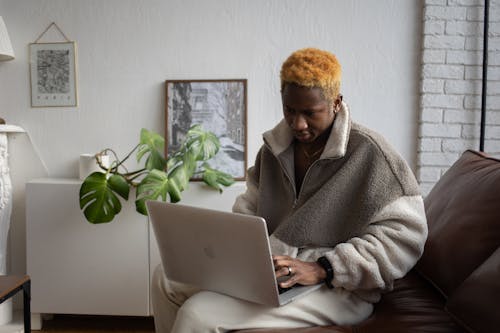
[282,84,335,144]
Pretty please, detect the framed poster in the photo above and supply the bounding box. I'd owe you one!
[29,42,78,107]
[166,79,247,180]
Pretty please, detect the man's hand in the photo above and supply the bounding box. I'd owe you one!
[273,255,326,288]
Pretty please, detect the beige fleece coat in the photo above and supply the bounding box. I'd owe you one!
[233,101,428,303]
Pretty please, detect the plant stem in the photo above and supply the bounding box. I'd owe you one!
[103,144,140,173]
[126,169,148,182]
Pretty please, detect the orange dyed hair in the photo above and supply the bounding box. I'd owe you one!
[280,48,342,104]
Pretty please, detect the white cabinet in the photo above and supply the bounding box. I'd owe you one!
[26,178,245,320]
[26,179,150,316]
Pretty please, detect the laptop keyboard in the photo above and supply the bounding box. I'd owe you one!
[278,286,292,294]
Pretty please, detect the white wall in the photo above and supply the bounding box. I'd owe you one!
[0,0,422,274]
[418,0,500,195]
[0,0,422,174]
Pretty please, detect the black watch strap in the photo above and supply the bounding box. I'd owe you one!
[317,256,334,289]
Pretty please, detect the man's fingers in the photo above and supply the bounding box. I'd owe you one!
[273,257,294,269]
[275,266,292,278]
[280,275,297,288]
[275,266,288,276]
[272,255,293,265]
[272,255,291,260]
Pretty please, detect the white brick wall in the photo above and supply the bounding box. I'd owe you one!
[419,0,500,195]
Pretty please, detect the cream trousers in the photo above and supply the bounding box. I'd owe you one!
[151,265,373,333]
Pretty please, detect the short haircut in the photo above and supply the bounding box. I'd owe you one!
[280,48,342,104]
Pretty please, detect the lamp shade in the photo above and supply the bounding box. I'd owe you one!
[0,16,14,61]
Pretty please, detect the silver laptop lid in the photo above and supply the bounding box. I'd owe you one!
[146,200,281,306]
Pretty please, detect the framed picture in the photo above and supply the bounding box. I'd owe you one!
[166,79,247,180]
[29,42,78,107]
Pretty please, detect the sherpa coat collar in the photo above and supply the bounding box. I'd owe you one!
[262,101,351,160]
[251,99,421,247]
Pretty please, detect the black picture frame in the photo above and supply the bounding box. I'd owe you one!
[165,79,247,180]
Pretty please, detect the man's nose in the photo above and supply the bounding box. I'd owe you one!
[292,114,308,131]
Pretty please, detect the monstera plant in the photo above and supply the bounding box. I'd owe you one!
[79,125,234,224]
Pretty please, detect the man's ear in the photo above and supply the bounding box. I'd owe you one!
[333,94,343,113]
[333,94,342,107]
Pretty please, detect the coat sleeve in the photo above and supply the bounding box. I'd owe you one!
[325,195,428,291]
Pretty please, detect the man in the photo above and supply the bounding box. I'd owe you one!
[152,48,427,332]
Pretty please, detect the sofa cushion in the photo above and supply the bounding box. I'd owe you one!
[417,150,500,297]
[355,270,466,333]
[446,246,500,333]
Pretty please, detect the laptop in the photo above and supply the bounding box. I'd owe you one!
[146,200,322,307]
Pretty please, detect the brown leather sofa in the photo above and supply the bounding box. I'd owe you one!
[239,150,500,333]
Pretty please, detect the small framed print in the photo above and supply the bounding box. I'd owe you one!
[29,42,78,107]
[166,79,247,180]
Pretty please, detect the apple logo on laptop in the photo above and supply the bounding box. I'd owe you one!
[203,246,215,259]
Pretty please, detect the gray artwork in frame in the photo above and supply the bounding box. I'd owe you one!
[29,41,78,107]
[166,79,247,180]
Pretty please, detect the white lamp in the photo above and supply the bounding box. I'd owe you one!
[0,16,14,61]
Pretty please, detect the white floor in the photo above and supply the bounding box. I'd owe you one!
[0,311,24,333]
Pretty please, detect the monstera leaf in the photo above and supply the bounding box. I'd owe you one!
[202,165,235,192]
[135,169,176,215]
[79,172,130,223]
[137,128,166,171]
[183,124,220,161]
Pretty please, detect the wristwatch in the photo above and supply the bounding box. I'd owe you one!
[317,256,334,289]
